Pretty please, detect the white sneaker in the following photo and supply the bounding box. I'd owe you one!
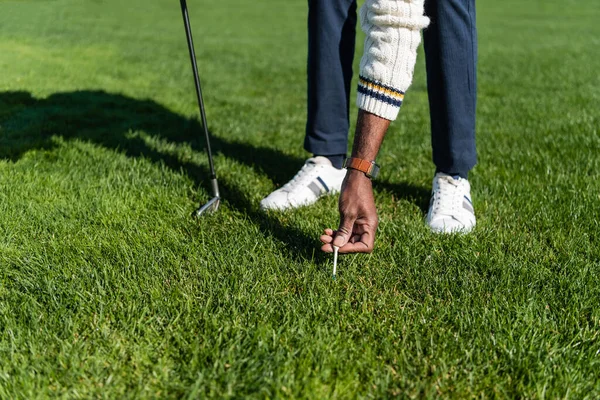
[426,172,476,233]
[260,156,347,211]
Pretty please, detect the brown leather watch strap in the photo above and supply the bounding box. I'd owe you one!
[343,157,380,179]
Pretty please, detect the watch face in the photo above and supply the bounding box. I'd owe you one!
[369,164,380,179]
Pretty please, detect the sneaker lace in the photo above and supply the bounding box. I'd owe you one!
[432,176,464,215]
[282,161,319,191]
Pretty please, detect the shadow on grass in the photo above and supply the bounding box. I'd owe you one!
[0,90,429,261]
[375,180,430,213]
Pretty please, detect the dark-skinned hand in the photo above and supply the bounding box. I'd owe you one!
[320,169,378,253]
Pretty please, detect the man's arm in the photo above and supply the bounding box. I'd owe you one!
[321,0,429,253]
[320,111,388,253]
[320,110,389,253]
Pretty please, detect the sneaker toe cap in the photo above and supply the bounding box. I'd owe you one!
[260,191,291,210]
[428,216,475,234]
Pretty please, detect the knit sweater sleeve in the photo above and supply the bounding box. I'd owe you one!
[357,0,429,121]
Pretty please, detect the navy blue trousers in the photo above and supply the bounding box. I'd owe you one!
[305,0,478,177]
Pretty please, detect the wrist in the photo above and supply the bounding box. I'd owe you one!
[345,168,373,188]
[346,168,370,178]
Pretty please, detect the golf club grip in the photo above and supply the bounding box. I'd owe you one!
[180,0,217,179]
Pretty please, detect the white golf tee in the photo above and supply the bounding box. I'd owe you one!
[333,246,339,278]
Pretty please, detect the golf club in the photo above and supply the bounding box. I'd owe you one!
[179,0,220,217]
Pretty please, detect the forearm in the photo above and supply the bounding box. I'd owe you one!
[356,0,429,121]
[350,110,390,161]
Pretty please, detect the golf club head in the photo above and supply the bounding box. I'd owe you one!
[194,195,220,217]
[193,177,220,217]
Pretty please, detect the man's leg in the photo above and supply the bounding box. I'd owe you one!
[424,0,477,178]
[423,0,477,233]
[305,0,357,169]
[260,0,357,211]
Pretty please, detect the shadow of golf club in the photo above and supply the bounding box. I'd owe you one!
[0,90,430,262]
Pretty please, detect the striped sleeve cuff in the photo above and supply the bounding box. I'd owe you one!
[356,76,405,121]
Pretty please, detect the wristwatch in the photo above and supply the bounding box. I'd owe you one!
[343,157,380,179]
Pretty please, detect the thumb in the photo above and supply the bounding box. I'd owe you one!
[333,215,355,248]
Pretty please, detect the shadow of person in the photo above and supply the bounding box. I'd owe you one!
[0,90,328,262]
[374,180,430,213]
[0,90,430,261]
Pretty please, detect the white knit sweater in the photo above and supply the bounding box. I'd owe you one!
[357,0,430,121]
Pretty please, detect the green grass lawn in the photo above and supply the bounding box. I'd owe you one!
[1,0,600,397]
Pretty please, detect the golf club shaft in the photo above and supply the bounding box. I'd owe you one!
[179,0,216,180]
